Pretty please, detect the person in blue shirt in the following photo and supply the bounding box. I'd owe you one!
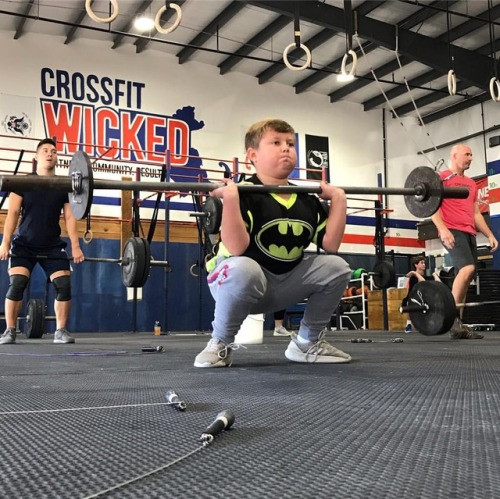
[0,138,84,344]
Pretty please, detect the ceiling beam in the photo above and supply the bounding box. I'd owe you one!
[13,0,35,40]
[252,1,498,95]
[256,0,381,85]
[422,93,489,124]
[391,37,500,116]
[293,0,455,95]
[66,0,97,45]
[176,1,246,64]
[362,3,500,111]
[219,15,290,75]
[393,81,471,117]
[112,0,154,50]
[134,0,187,54]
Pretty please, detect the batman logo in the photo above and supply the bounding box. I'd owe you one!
[256,219,313,261]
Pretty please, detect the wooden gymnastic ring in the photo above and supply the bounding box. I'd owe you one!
[85,0,119,23]
[154,3,182,34]
[283,42,312,71]
[341,50,358,77]
[447,70,457,96]
[83,229,93,245]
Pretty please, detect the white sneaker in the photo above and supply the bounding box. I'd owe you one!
[285,332,351,363]
[54,328,75,344]
[194,338,234,368]
[0,328,16,345]
[273,326,292,337]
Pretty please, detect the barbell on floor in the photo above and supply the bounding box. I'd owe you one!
[11,236,172,289]
[399,281,500,336]
[0,151,469,222]
[0,298,54,339]
[24,298,52,339]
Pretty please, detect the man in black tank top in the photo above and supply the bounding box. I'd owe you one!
[0,138,84,344]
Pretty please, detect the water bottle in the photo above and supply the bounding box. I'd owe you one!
[154,321,161,336]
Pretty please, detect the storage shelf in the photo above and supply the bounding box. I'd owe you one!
[337,274,369,330]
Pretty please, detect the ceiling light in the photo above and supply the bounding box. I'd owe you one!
[337,74,355,83]
[134,14,155,32]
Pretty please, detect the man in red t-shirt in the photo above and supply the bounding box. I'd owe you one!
[432,144,498,339]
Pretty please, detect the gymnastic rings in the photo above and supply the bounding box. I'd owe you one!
[83,229,93,245]
[283,43,312,71]
[447,70,457,96]
[85,0,119,23]
[341,50,358,78]
[189,263,199,277]
[155,3,182,34]
[490,77,500,103]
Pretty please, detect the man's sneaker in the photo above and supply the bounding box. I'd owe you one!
[0,328,16,345]
[449,318,484,340]
[194,338,234,368]
[54,328,75,344]
[274,326,292,337]
[404,324,412,334]
[285,332,351,364]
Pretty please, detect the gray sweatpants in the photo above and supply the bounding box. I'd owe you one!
[207,254,351,343]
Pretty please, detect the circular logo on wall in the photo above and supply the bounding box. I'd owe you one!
[307,149,327,169]
[2,112,32,136]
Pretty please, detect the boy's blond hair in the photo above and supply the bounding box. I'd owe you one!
[245,119,295,150]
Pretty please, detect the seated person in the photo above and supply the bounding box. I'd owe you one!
[402,255,440,333]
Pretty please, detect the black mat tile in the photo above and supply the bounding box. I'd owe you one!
[0,331,499,498]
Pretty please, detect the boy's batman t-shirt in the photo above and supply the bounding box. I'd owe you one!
[237,174,328,274]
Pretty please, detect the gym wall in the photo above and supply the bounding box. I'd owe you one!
[0,30,499,332]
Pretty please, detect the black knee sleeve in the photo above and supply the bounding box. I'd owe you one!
[53,275,71,302]
[6,274,29,301]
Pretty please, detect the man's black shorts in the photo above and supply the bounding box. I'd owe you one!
[9,243,71,276]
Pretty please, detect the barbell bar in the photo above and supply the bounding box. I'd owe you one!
[0,151,469,221]
[399,281,500,336]
[10,236,172,289]
[12,254,125,265]
[15,253,172,269]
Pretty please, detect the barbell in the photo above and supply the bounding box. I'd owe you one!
[399,281,500,336]
[343,260,396,290]
[0,151,469,222]
[24,298,51,338]
[11,236,172,289]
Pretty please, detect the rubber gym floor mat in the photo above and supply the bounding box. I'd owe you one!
[0,331,500,498]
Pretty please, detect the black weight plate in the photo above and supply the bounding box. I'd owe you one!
[69,151,94,220]
[372,260,396,289]
[121,237,149,288]
[122,237,142,288]
[202,197,222,234]
[404,166,443,218]
[407,281,456,336]
[137,237,151,287]
[24,298,45,339]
